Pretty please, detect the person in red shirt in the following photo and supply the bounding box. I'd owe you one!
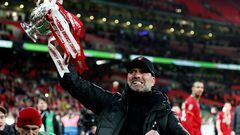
[181,81,204,135]
[216,102,232,135]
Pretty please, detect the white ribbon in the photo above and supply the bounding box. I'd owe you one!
[48,37,69,78]
[50,8,81,59]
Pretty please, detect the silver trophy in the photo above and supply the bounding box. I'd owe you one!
[21,0,88,77]
[21,3,52,42]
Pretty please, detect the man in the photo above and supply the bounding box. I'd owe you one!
[181,81,204,135]
[59,56,189,135]
[0,106,15,135]
[232,104,240,135]
[15,107,51,135]
[37,96,60,135]
[61,109,80,135]
[216,102,232,135]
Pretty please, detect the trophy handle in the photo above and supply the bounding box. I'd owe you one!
[20,22,38,42]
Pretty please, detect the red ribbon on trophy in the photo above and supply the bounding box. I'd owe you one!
[21,0,88,77]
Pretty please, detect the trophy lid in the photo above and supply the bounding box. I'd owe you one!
[35,0,63,6]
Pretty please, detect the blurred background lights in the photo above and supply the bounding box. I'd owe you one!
[90,15,94,20]
[45,93,49,97]
[180,29,185,34]
[138,23,142,28]
[4,2,9,6]
[126,21,131,26]
[114,19,119,24]
[102,17,107,22]
[149,24,153,29]
[20,4,24,9]
[208,32,213,37]
[190,30,195,35]
[170,27,175,32]
[76,13,81,18]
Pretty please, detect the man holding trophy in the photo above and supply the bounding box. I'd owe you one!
[22,0,189,135]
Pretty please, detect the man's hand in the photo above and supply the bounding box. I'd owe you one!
[145,130,160,135]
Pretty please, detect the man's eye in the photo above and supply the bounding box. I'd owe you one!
[140,69,148,73]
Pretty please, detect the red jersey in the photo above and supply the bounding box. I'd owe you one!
[217,111,231,135]
[181,96,202,135]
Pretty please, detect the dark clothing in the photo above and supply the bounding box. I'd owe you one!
[232,106,240,135]
[0,124,16,135]
[119,88,161,135]
[60,67,189,135]
[41,110,60,135]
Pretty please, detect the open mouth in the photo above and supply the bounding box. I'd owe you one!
[131,81,143,85]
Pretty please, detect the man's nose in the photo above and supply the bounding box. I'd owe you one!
[29,130,36,135]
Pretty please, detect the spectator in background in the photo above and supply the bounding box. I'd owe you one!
[216,102,232,135]
[111,81,119,93]
[0,106,15,135]
[15,107,47,135]
[210,106,218,135]
[59,56,189,135]
[61,108,80,135]
[232,104,240,135]
[37,96,60,135]
[181,81,204,135]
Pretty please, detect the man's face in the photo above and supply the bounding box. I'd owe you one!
[127,68,155,92]
[0,111,6,127]
[223,103,232,112]
[37,99,48,111]
[17,125,40,135]
[192,82,204,97]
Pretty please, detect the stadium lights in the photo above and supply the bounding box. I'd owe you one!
[175,8,182,13]
[138,23,143,28]
[126,21,131,26]
[102,17,107,22]
[114,19,119,24]
[19,4,24,9]
[96,60,108,65]
[90,15,94,20]
[76,13,81,18]
[130,54,240,71]
[190,30,195,35]
[170,28,175,32]
[45,93,49,98]
[0,40,13,48]
[208,32,213,37]
[22,43,123,60]
[180,29,185,34]
[149,24,153,29]
[4,2,9,6]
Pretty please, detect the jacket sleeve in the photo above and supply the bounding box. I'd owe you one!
[166,112,190,135]
[59,65,120,115]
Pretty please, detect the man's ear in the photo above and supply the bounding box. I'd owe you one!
[152,76,156,85]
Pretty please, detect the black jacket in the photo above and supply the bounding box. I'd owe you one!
[60,69,189,135]
[0,124,15,135]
